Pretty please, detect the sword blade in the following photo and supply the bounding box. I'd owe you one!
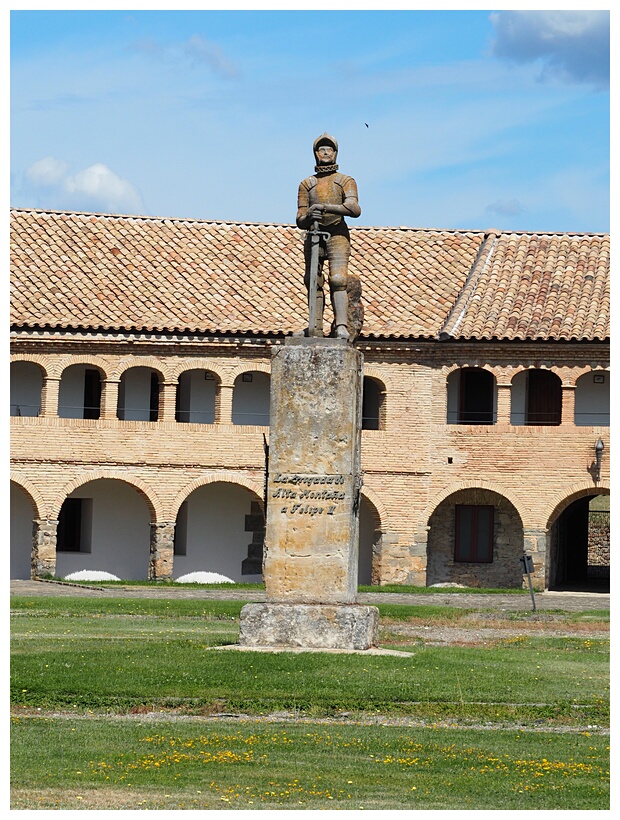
[308,219,321,336]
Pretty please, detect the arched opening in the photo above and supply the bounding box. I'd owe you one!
[117,367,161,421]
[447,368,496,425]
[232,372,270,426]
[55,479,151,580]
[176,369,218,424]
[359,495,382,585]
[10,482,35,579]
[10,361,43,417]
[59,364,102,419]
[173,482,264,582]
[548,492,609,592]
[362,377,385,430]
[426,488,524,588]
[511,369,562,426]
[574,371,610,426]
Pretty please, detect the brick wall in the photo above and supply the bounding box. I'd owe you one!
[10,332,610,586]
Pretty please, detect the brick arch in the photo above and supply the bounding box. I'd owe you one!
[230,363,271,384]
[509,365,565,383]
[574,366,610,386]
[10,472,44,519]
[168,360,225,383]
[57,355,111,379]
[421,480,526,529]
[360,486,390,532]
[443,363,498,378]
[544,481,610,529]
[54,470,162,521]
[171,472,265,519]
[110,358,171,381]
[10,354,50,379]
[363,367,391,391]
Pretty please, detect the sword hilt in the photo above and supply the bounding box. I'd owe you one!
[307,219,331,241]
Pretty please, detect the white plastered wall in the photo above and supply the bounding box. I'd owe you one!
[574,373,610,426]
[10,483,34,579]
[232,373,270,426]
[173,482,263,582]
[177,370,217,423]
[118,367,154,421]
[58,364,87,418]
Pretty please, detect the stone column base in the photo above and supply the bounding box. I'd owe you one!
[239,603,379,650]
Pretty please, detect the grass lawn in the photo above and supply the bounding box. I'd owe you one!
[10,595,610,810]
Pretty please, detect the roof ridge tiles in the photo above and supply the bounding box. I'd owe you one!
[9,207,608,237]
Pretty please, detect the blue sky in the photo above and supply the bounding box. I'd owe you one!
[9,6,610,233]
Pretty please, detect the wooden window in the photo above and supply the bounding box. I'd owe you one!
[526,369,561,425]
[454,505,494,563]
[149,372,160,422]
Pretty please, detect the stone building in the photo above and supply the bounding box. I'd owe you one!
[10,208,610,590]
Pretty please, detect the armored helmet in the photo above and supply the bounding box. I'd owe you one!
[313,133,338,156]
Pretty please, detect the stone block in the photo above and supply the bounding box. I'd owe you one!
[263,338,363,604]
[239,603,379,650]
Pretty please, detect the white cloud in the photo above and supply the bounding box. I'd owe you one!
[21,158,144,215]
[25,156,69,187]
[490,11,610,89]
[64,163,144,214]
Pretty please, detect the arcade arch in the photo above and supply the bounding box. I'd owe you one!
[362,376,386,430]
[358,494,383,585]
[547,488,610,592]
[58,363,103,419]
[10,481,37,579]
[426,487,524,588]
[232,371,270,426]
[173,481,264,582]
[117,367,163,421]
[55,478,151,580]
[175,368,219,424]
[511,369,562,426]
[446,367,496,424]
[10,361,44,417]
[574,371,610,426]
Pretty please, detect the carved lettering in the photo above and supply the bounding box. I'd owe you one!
[272,473,357,517]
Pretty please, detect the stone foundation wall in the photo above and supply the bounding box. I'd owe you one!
[426,489,524,588]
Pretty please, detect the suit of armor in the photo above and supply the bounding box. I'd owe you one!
[296,134,361,339]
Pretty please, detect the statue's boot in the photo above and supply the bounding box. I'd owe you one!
[332,290,350,341]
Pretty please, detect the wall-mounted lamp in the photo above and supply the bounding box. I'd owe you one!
[594,437,604,484]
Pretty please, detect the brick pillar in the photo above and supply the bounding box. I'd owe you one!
[32,518,58,578]
[218,384,234,423]
[100,379,120,420]
[149,522,175,580]
[496,383,512,424]
[40,377,60,417]
[561,385,576,426]
[523,528,547,589]
[159,381,178,422]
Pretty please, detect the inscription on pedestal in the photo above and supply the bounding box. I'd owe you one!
[272,472,346,517]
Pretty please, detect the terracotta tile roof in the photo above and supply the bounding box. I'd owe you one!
[439,230,610,341]
[10,208,609,341]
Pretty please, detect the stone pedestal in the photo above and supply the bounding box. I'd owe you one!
[239,603,378,650]
[239,337,379,650]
